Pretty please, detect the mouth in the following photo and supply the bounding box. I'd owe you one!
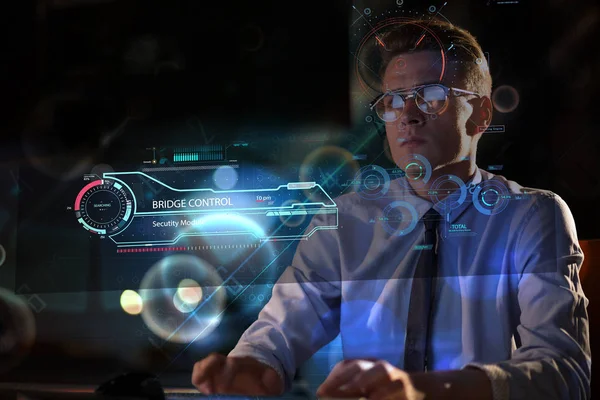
[398,137,427,148]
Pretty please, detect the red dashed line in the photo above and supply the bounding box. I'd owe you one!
[116,246,186,253]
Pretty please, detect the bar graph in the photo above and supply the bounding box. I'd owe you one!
[173,145,224,162]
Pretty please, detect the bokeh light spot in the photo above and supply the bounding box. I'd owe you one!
[492,85,520,113]
[213,166,238,190]
[120,290,143,315]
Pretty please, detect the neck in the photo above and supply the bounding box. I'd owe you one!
[406,159,477,201]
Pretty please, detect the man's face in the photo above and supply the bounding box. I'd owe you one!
[382,51,476,172]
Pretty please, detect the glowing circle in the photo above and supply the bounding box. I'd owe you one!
[120,290,143,315]
[481,189,500,207]
[364,8,371,15]
[173,292,196,314]
[0,245,5,268]
[397,0,404,5]
[428,5,437,12]
[405,162,423,180]
[364,174,381,190]
[382,201,419,236]
[472,181,511,216]
[492,85,520,113]
[354,165,391,200]
[365,115,373,123]
[213,166,238,190]
[139,255,226,343]
[354,19,446,99]
[175,278,203,313]
[398,154,432,184]
[429,175,467,211]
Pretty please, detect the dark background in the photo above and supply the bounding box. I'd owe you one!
[2,0,599,239]
[0,0,598,394]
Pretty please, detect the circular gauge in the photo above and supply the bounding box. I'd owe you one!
[354,165,391,200]
[397,154,432,184]
[381,200,419,236]
[472,181,511,216]
[429,174,467,211]
[74,178,135,235]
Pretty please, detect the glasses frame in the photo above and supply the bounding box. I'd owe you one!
[369,84,482,122]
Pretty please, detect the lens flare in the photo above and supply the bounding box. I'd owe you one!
[173,279,203,313]
[120,290,143,315]
[212,165,238,190]
[492,85,519,113]
[139,255,226,343]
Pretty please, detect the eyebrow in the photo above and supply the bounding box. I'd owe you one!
[385,80,441,92]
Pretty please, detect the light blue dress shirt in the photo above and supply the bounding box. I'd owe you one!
[229,167,591,400]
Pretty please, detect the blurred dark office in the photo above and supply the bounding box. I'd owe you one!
[0,0,599,395]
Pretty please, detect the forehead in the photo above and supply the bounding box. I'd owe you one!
[382,50,445,91]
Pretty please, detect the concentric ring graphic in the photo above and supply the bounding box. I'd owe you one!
[429,174,467,211]
[74,178,136,235]
[381,200,419,236]
[472,181,511,215]
[354,165,391,200]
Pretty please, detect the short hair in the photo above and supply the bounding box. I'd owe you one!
[377,18,492,97]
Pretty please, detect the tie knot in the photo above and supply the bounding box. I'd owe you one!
[422,208,440,231]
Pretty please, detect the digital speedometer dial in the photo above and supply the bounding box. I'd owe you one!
[74,179,135,235]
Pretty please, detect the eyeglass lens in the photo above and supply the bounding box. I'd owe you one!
[375,85,447,122]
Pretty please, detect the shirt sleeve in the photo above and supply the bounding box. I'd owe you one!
[228,210,342,391]
[465,193,591,400]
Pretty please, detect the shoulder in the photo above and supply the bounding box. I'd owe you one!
[479,168,568,209]
[479,169,577,236]
[479,168,554,199]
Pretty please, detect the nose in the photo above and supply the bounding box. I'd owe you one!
[398,100,426,127]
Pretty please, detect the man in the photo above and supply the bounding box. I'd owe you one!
[192,19,591,400]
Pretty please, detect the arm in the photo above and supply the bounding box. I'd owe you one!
[464,193,591,400]
[318,193,589,400]
[228,211,342,392]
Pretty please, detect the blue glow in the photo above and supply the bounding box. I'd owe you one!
[212,166,238,190]
[187,212,266,239]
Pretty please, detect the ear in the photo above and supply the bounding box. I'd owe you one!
[468,95,493,136]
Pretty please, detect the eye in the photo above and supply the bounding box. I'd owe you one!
[391,94,405,109]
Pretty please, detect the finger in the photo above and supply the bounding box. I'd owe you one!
[341,361,390,394]
[369,381,407,400]
[218,357,238,392]
[219,357,271,395]
[261,366,284,395]
[317,360,374,396]
[222,358,275,396]
[191,353,226,394]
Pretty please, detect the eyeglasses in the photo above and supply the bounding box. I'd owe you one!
[369,84,482,122]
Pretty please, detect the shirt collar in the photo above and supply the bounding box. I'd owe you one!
[391,166,483,224]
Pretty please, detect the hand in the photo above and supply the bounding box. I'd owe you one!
[316,359,425,400]
[192,353,284,396]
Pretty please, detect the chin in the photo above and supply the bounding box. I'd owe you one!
[393,147,435,164]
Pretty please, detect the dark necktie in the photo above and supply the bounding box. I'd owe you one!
[403,208,440,372]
